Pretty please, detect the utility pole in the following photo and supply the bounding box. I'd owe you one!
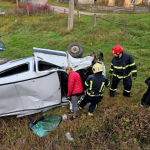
[68,0,74,30]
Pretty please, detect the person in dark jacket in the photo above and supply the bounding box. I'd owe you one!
[141,77,150,107]
[79,63,110,116]
[66,66,83,121]
[108,45,137,97]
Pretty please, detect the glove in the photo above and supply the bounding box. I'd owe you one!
[108,74,112,78]
[132,77,136,80]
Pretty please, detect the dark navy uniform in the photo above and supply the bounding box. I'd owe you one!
[141,77,150,106]
[109,52,137,96]
[79,72,110,115]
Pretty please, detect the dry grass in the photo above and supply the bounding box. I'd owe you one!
[0,94,150,149]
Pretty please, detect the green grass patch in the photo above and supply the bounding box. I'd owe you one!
[0,1,16,9]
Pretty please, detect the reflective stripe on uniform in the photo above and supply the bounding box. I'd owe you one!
[110,88,117,91]
[124,89,130,93]
[87,92,103,97]
[131,70,137,73]
[88,112,93,116]
[110,68,113,71]
[113,72,131,79]
[129,62,135,66]
[107,80,110,87]
[90,80,93,90]
[113,62,136,70]
[85,81,89,86]
[99,82,105,93]
[79,106,83,110]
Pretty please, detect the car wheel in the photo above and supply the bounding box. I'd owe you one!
[0,58,9,65]
[67,42,84,58]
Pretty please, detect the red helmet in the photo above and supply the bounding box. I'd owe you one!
[112,45,123,54]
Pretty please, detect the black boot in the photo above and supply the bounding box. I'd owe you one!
[123,91,132,97]
[110,91,115,97]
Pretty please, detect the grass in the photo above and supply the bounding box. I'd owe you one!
[48,0,69,8]
[0,1,16,9]
[0,8,150,150]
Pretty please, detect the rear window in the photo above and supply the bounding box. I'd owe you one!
[0,63,29,78]
[38,61,61,71]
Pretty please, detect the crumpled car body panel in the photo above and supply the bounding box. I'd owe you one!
[0,47,105,117]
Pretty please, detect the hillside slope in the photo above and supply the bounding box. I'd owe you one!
[0,12,150,149]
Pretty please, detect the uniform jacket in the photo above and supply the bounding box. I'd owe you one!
[85,72,110,97]
[67,71,83,97]
[109,52,137,79]
[145,77,150,87]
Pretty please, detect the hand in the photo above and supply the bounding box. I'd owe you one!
[67,97,70,99]
[132,77,136,80]
[108,74,111,78]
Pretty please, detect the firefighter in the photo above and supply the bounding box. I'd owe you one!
[141,77,150,107]
[79,63,110,116]
[108,45,137,97]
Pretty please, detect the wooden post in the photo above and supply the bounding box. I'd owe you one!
[123,23,126,35]
[53,7,55,15]
[96,0,99,5]
[64,9,66,14]
[27,7,30,16]
[133,4,135,12]
[94,14,97,27]
[77,11,80,21]
[16,0,18,9]
[68,0,74,30]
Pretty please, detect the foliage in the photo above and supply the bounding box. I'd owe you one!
[18,3,51,10]
[0,5,150,150]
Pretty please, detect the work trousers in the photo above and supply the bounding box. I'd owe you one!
[80,94,102,113]
[110,75,132,96]
[71,95,81,117]
[141,86,150,106]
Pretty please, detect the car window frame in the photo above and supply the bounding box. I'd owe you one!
[0,62,30,78]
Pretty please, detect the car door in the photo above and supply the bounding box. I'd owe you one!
[14,56,62,110]
[16,72,61,109]
[0,59,30,116]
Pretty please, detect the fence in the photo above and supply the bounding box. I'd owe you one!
[3,6,71,16]
[89,5,150,13]
[74,11,129,35]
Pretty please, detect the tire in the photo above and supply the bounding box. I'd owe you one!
[67,42,84,58]
[0,58,9,65]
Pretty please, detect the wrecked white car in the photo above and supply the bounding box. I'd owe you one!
[0,43,105,117]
